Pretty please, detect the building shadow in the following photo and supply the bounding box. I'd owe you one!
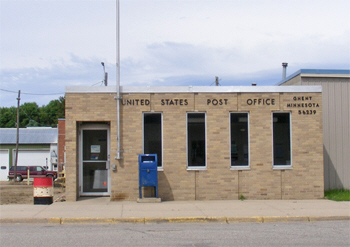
[324,145,345,190]
[158,172,174,201]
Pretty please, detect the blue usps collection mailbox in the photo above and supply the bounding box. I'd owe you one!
[139,154,158,198]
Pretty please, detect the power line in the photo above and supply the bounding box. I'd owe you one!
[0,88,64,96]
[92,81,104,86]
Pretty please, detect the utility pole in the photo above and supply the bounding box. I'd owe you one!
[14,90,20,182]
[104,72,108,86]
[101,62,108,86]
[215,76,219,86]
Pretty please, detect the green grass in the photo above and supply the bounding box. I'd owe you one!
[324,189,350,201]
[239,194,246,201]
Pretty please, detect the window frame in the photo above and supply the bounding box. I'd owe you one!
[186,112,207,170]
[142,112,163,170]
[272,111,293,169]
[229,112,250,170]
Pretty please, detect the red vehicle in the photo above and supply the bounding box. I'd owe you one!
[8,166,57,182]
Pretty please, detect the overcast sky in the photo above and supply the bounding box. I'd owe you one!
[1,0,349,107]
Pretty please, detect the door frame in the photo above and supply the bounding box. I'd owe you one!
[79,123,111,197]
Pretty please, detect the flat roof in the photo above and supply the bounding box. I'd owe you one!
[279,69,350,85]
[66,85,322,94]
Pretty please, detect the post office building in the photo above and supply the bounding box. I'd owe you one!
[65,86,323,201]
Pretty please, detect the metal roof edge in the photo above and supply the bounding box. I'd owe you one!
[65,85,321,94]
[278,69,350,85]
[0,128,58,144]
[299,69,350,74]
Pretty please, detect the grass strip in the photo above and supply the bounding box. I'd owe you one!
[324,189,350,201]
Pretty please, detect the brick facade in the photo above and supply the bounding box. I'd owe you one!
[57,119,65,174]
[65,87,323,201]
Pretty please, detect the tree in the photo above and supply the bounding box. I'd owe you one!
[0,107,16,127]
[19,102,40,127]
[40,96,65,127]
[0,96,65,128]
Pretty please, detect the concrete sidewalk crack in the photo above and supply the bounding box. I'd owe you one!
[192,202,207,217]
[263,202,290,216]
[32,205,51,218]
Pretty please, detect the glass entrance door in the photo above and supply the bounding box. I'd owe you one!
[80,127,110,196]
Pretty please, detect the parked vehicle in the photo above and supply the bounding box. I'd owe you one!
[8,166,57,182]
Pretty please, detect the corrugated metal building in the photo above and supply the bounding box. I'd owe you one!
[279,69,350,190]
[0,127,58,181]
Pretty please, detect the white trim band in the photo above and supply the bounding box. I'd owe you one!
[66,86,322,94]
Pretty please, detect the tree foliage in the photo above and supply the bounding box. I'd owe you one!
[0,96,65,128]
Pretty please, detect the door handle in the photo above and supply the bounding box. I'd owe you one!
[106,155,110,169]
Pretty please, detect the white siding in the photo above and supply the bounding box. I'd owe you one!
[13,150,51,169]
[0,150,9,181]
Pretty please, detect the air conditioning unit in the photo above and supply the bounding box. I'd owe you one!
[51,158,58,164]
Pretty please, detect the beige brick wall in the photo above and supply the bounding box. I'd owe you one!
[65,91,323,201]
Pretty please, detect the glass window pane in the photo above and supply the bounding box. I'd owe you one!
[187,113,206,167]
[273,112,291,166]
[82,162,108,193]
[230,113,249,166]
[144,113,162,167]
[82,130,107,161]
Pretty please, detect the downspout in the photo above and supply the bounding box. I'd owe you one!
[115,0,122,160]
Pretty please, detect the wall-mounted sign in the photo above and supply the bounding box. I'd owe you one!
[285,95,320,115]
[122,99,150,106]
[207,99,228,106]
[246,98,276,106]
[161,99,188,106]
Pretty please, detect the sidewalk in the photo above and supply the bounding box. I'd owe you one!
[1,198,349,224]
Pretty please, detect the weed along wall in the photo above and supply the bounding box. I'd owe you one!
[65,86,323,201]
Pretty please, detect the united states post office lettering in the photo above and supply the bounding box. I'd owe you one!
[246,98,276,106]
[121,99,150,106]
[207,99,228,106]
[161,99,188,106]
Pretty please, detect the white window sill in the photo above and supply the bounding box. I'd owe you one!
[157,167,164,172]
[230,166,250,171]
[187,167,207,171]
[273,165,293,170]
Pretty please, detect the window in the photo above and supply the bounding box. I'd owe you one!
[143,113,162,167]
[230,113,249,167]
[187,113,206,168]
[35,166,44,172]
[273,112,291,166]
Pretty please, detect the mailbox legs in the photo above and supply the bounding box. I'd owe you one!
[139,185,158,199]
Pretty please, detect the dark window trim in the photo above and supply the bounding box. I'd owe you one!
[230,112,250,169]
[272,111,292,168]
[187,112,207,170]
[143,112,163,169]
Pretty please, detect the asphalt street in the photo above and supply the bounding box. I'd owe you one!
[1,221,349,247]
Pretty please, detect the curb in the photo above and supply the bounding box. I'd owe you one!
[144,217,227,224]
[1,216,349,224]
[309,215,350,221]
